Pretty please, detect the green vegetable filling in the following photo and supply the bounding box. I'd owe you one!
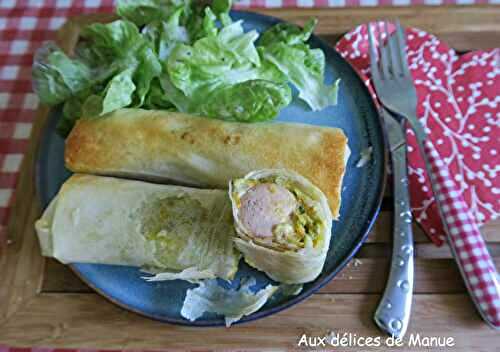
[285,185,323,249]
[139,195,206,270]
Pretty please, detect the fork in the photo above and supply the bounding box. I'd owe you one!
[369,21,500,330]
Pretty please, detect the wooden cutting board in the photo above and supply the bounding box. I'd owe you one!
[1,5,499,351]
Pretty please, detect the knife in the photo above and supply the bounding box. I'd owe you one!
[373,106,414,338]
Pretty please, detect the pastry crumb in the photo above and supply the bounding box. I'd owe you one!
[356,147,373,168]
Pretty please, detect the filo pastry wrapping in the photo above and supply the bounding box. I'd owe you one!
[65,109,349,218]
[229,169,333,284]
[35,174,240,281]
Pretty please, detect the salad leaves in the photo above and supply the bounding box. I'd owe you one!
[32,0,339,136]
[32,43,93,106]
[101,67,136,115]
[142,9,189,60]
[259,19,340,111]
[181,278,278,326]
[116,0,190,27]
[194,80,292,122]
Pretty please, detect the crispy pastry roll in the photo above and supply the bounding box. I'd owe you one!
[65,109,349,218]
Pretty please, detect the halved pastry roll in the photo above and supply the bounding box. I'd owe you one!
[35,174,240,281]
[229,169,333,284]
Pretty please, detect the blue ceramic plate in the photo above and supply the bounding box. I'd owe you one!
[36,11,387,326]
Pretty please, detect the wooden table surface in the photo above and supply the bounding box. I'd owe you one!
[1,5,499,351]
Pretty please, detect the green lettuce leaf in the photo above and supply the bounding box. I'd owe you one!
[143,267,220,283]
[68,20,162,117]
[218,20,260,65]
[57,93,105,137]
[32,42,93,105]
[259,18,316,47]
[80,20,162,113]
[166,15,260,97]
[185,0,232,41]
[158,75,191,112]
[116,0,189,26]
[81,95,104,117]
[181,278,278,326]
[133,46,162,106]
[101,68,136,115]
[143,78,176,110]
[167,12,260,85]
[165,43,291,122]
[142,8,189,60]
[263,44,339,111]
[58,98,83,137]
[259,19,340,111]
[201,7,218,38]
[81,20,143,59]
[195,80,291,122]
[212,0,232,16]
[165,16,275,122]
[158,75,289,123]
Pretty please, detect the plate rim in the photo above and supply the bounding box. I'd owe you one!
[35,9,389,327]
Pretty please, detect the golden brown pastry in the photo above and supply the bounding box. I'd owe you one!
[65,109,349,218]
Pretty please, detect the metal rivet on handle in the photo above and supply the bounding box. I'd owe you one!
[390,319,403,331]
[401,244,413,256]
[397,279,410,292]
